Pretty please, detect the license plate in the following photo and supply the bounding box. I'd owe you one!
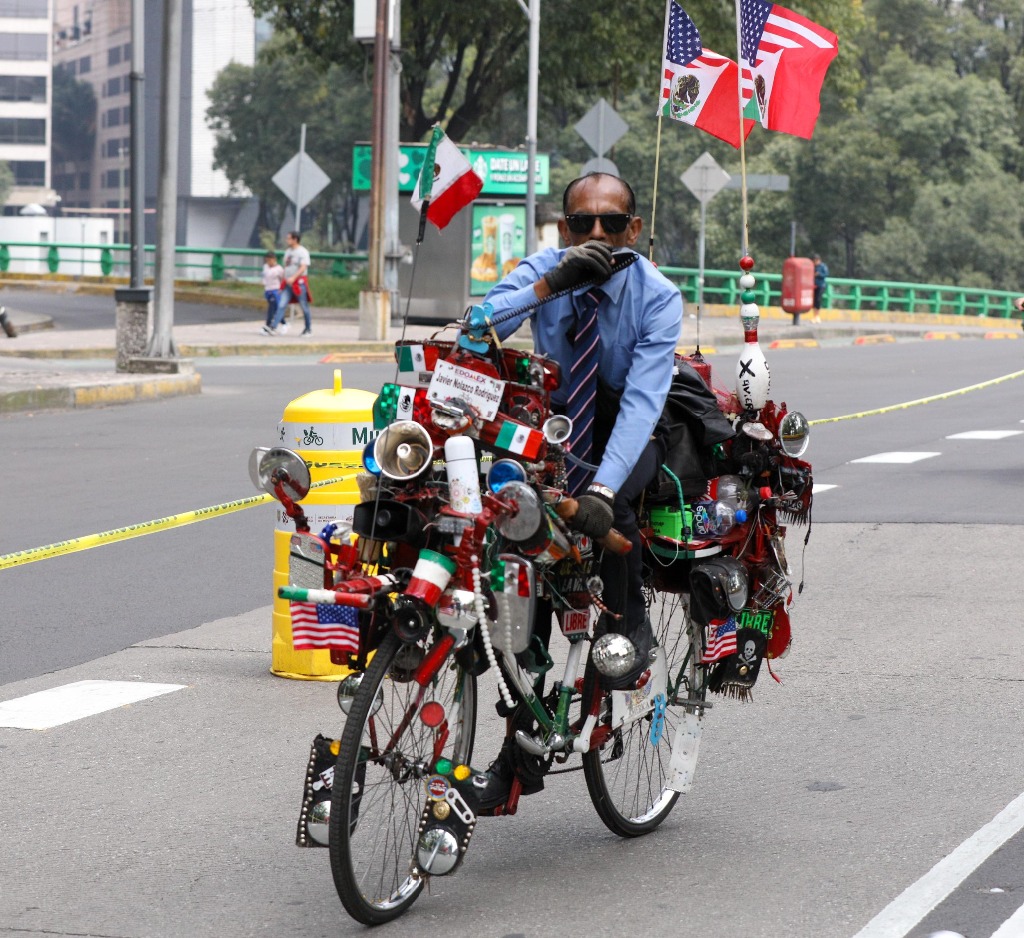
[736,607,774,635]
[560,608,590,636]
[427,360,506,421]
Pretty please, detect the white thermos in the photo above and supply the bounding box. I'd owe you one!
[444,435,483,515]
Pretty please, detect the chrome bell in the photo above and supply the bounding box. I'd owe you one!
[591,633,639,678]
[416,825,460,875]
[337,673,383,716]
[306,800,331,846]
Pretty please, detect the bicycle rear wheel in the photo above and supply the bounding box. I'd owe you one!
[582,593,705,837]
[329,630,477,925]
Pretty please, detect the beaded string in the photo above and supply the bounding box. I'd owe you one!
[472,554,515,709]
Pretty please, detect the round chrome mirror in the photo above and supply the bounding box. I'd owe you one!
[779,411,810,458]
[255,447,311,501]
[248,446,270,491]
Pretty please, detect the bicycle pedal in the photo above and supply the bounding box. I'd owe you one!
[513,729,550,758]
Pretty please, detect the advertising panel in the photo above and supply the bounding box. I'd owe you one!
[469,205,525,297]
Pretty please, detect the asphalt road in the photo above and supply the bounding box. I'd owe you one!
[2,338,1024,937]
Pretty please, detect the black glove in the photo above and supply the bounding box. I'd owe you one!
[573,487,615,539]
[543,241,613,294]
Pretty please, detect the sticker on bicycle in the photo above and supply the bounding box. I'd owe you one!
[427,360,506,421]
[649,693,667,747]
[559,608,590,636]
[425,775,448,801]
[736,607,774,635]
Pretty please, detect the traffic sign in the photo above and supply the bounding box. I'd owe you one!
[680,152,731,206]
[575,98,628,158]
[272,151,331,210]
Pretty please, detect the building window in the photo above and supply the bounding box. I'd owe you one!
[108,46,121,67]
[0,0,49,17]
[121,105,129,122]
[78,55,91,74]
[105,107,121,128]
[79,171,90,189]
[105,76,121,97]
[0,75,46,103]
[0,33,48,61]
[9,160,45,186]
[0,117,45,145]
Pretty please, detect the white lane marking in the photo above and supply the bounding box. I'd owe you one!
[812,483,838,493]
[850,452,941,464]
[851,790,1024,938]
[0,680,186,730]
[990,900,1024,936]
[946,430,1023,440]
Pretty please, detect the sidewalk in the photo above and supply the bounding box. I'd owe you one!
[0,301,1019,415]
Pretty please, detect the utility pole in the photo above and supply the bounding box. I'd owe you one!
[113,0,152,372]
[359,0,391,340]
[149,0,182,359]
[523,0,539,256]
[383,0,402,319]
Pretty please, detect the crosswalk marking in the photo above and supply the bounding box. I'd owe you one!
[850,452,941,464]
[0,680,186,730]
[811,483,838,493]
[946,430,1023,440]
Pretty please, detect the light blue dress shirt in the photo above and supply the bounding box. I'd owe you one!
[484,247,683,492]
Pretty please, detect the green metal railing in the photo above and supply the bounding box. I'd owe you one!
[659,266,1023,319]
[0,241,368,281]
[0,241,1018,318]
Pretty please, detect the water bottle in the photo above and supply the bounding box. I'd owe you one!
[690,499,746,538]
[713,474,759,515]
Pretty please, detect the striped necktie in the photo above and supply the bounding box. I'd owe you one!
[565,289,602,495]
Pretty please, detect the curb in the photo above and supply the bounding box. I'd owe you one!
[0,373,202,414]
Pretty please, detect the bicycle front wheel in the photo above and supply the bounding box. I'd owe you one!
[329,630,477,925]
[582,593,705,837]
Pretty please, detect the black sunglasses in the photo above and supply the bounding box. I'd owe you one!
[564,212,632,235]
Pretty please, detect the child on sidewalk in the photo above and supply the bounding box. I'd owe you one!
[260,252,284,334]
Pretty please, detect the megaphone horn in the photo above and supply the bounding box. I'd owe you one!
[374,421,434,480]
[542,415,573,445]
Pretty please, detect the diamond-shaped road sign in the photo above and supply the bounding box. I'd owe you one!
[272,151,331,209]
[575,98,629,158]
[680,152,731,206]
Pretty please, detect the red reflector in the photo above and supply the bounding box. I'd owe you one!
[419,701,446,728]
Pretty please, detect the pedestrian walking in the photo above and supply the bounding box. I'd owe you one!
[812,253,829,324]
[266,231,313,336]
[260,251,284,334]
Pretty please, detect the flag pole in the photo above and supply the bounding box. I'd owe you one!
[649,113,665,262]
[734,0,750,258]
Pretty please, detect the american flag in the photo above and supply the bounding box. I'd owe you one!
[738,0,838,126]
[661,0,707,100]
[290,602,360,652]
[702,616,738,664]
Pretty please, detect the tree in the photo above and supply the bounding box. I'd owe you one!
[205,35,371,246]
[51,64,96,167]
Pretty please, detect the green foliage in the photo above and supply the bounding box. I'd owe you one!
[52,65,97,166]
[205,33,370,247]
[0,161,12,206]
[245,0,1024,290]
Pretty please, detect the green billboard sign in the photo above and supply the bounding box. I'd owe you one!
[353,144,549,197]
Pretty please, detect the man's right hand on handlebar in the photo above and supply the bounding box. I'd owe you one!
[543,240,614,294]
[572,485,615,540]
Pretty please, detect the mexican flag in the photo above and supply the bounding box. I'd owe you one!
[411,126,484,231]
[738,0,838,139]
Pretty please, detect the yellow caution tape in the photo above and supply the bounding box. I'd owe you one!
[0,475,350,572]
[7,365,1024,572]
[808,368,1024,426]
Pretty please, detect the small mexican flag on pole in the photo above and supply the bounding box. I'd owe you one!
[411,125,484,232]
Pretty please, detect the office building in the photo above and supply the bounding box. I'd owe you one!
[0,0,54,210]
[51,0,260,247]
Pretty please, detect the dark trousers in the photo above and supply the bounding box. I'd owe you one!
[600,435,665,631]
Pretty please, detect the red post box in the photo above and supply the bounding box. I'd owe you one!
[781,257,814,314]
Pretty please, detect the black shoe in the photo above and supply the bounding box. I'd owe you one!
[598,615,656,691]
[472,740,544,810]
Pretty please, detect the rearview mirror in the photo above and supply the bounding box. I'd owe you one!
[251,446,311,501]
[779,411,810,458]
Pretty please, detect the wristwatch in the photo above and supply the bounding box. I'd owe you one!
[586,483,616,502]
